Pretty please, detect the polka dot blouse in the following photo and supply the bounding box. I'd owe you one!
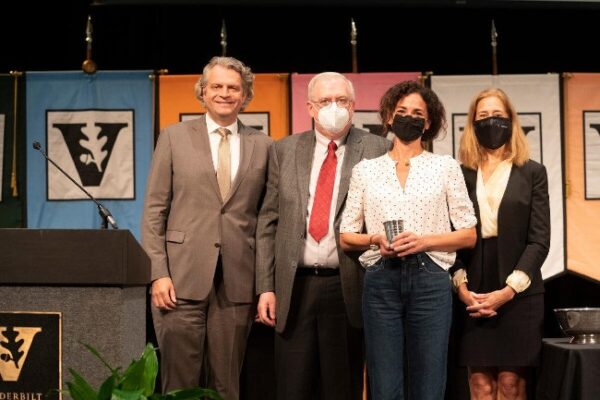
[340,151,477,270]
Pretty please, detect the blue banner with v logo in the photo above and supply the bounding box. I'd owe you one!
[26,71,153,239]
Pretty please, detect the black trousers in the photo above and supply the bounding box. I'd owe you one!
[274,273,364,400]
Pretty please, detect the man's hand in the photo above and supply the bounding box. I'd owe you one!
[151,277,177,310]
[257,291,277,327]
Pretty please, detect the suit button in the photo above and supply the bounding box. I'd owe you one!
[220,209,225,214]
[214,243,221,248]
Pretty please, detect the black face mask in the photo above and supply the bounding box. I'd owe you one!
[391,115,426,142]
[473,116,512,150]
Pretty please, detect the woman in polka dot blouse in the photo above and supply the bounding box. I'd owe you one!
[340,80,477,400]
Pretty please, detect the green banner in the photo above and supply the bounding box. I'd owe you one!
[0,74,25,227]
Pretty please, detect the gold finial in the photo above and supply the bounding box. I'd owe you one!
[491,19,498,75]
[220,19,227,57]
[82,15,97,74]
[351,18,358,73]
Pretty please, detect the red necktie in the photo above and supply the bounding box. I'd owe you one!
[309,141,338,242]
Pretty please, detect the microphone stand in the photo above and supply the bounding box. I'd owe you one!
[32,141,119,229]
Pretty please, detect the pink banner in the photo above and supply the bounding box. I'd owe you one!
[291,72,421,133]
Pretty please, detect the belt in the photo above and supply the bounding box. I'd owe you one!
[399,254,419,262]
[388,253,420,266]
[296,267,340,276]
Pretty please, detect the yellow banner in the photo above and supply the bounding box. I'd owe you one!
[564,73,600,281]
[159,73,289,140]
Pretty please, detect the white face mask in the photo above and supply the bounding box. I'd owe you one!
[317,102,350,133]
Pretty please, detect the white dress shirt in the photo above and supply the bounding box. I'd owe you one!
[206,114,241,181]
[300,129,347,268]
[476,161,531,292]
[477,160,512,239]
[340,151,477,270]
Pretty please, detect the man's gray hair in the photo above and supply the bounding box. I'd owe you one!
[194,56,255,109]
[307,72,355,102]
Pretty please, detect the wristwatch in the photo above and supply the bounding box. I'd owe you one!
[368,234,379,251]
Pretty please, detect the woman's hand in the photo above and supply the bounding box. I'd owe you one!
[391,231,428,257]
[457,283,479,308]
[465,286,516,318]
[372,233,396,258]
[377,231,426,258]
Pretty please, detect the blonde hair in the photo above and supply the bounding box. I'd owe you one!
[459,88,530,169]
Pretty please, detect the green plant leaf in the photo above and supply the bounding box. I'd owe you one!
[65,368,98,400]
[141,344,159,394]
[98,374,117,400]
[119,343,157,395]
[66,342,219,400]
[82,342,119,375]
[112,388,144,400]
[165,388,223,400]
[119,357,146,390]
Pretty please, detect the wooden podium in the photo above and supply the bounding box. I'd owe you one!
[0,229,150,388]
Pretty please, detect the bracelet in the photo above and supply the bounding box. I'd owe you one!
[368,234,379,251]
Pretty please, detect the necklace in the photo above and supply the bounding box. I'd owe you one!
[389,150,421,167]
[391,158,410,167]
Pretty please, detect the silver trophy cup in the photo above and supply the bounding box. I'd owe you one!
[383,219,404,242]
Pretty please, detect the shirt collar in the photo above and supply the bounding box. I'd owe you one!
[314,128,347,150]
[384,150,429,165]
[206,113,239,136]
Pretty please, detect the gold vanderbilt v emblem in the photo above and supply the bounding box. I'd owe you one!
[0,326,42,381]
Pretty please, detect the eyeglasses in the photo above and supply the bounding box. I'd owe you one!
[310,97,352,108]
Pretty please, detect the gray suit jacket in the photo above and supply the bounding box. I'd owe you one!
[255,127,390,333]
[142,115,272,303]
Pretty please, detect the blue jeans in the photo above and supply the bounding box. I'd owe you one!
[363,253,452,400]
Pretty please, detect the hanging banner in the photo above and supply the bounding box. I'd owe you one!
[26,71,153,239]
[0,108,4,201]
[431,74,565,279]
[563,73,600,282]
[159,73,290,140]
[0,74,25,227]
[0,106,4,201]
[291,72,421,135]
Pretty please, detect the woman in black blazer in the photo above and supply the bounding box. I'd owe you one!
[454,88,550,400]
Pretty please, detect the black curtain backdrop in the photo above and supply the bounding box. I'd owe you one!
[2,1,600,75]
[3,1,599,399]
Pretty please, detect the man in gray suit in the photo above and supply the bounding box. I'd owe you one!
[141,56,272,399]
[255,72,390,399]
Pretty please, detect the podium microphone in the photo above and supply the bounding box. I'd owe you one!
[32,140,119,229]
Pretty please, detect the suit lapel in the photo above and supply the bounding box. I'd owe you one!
[188,116,221,197]
[464,168,481,234]
[498,163,518,225]
[464,167,478,204]
[224,120,255,204]
[336,128,364,218]
[297,132,316,222]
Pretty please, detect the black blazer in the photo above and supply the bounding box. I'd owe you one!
[458,160,550,296]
